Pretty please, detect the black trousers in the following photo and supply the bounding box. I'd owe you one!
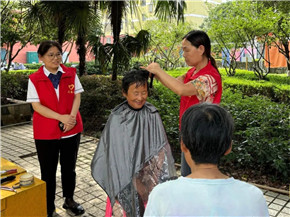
[35,133,81,214]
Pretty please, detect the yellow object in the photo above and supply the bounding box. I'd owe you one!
[1,158,26,178]
[1,158,47,217]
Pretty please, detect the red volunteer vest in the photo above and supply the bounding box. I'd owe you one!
[179,60,222,125]
[29,64,83,140]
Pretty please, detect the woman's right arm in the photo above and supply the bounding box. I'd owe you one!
[144,63,197,96]
[176,74,186,82]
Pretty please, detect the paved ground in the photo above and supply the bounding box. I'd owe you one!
[1,123,289,217]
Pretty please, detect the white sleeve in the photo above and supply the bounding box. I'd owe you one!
[74,74,84,94]
[26,79,40,102]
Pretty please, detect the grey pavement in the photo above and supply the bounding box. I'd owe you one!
[1,123,289,217]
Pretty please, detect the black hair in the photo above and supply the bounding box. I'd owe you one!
[183,30,219,73]
[122,69,149,94]
[37,40,62,56]
[180,103,234,165]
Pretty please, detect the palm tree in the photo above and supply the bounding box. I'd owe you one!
[96,0,186,80]
[88,29,151,75]
[24,1,100,76]
[23,1,71,46]
[65,1,100,76]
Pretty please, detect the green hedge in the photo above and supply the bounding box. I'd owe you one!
[1,69,289,183]
[221,71,289,103]
[221,90,289,182]
[24,62,77,70]
[148,84,181,157]
[168,68,289,103]
[79,75,124,137]
[1,72,29,100]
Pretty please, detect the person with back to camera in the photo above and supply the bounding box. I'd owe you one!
[144,103,269,217]
[91,69,176,217]
[26,40,85,217]
[144,30,222,177]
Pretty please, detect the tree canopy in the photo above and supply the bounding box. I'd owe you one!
[203,0,288,79]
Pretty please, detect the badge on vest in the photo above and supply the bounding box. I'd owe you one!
[68,84,74,93]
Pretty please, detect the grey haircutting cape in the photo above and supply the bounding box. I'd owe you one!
[91,101,176,217]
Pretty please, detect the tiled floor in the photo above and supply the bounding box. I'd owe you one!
[1,123,289,217]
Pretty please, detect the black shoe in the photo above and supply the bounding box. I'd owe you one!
[63,198,85,216]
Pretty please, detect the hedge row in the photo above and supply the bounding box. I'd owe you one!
[168,68,289,103]
[79,75,123,137]
[220,90,289,183]
[1,69,289,183]
[223,69,290,103]
[148,83,290,183]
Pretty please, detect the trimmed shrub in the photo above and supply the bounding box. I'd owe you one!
[24,62,77,70]
[2,68,289,183]
[24,63,43,69]
[221,90,290,183]
[167,68,290,103]
[221,71,290,103]
[79,75,123,137]
[1,72,29,100]
[148,84,181,159]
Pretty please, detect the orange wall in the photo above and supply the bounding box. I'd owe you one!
[264,42,290,68]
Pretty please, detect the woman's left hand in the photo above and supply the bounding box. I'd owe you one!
[63,115,77,132]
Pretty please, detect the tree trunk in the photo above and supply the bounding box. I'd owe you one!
[282,41,290,76]
[111,1,125,81]
[58,18,66,46]
[77,33,86,76]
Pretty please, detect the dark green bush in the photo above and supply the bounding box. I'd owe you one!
[2,69,289,183]
[220,69,290,103]
[24,62,77,70]
[148,84,181,159]
[6,69,37,75]
[79,75,123,137]
[223,77,289,103]
[1,72,29,100]
[220,90,290,182]
[168,68,290,103]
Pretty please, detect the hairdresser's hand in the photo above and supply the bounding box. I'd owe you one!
[143,62,163,77]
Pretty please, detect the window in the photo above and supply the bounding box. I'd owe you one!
[141,0,146,6]
[142,14,146,21]
[148,4,153,13]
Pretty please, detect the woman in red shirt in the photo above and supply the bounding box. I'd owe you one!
[145,30,222,176]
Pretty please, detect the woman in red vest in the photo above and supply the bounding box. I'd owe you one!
[27,41,85,217]
[144,30,222,177]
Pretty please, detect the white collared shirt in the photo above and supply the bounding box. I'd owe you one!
[27,65,84,102]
